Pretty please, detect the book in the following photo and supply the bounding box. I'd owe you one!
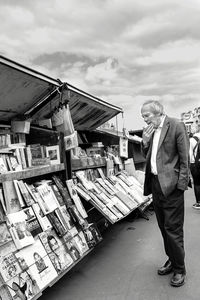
[75,184,91,201]
[0,186,7,215]
[52,175,73,208]
[36,183,59,213]
[47,210,68,237]
[9,154,22,171]
[19,147,27,169]
[6,269,40,300]
[0,252,22,282]
[28,144,43,160]
[16,180,35,206]
[66,179,88,219]
[83,223,102,248]
[62,226,78,244]
[49,182,65,206]
[0,238,17,258]
[38,230,74,273]
[13,180,26,208]
[0,222,13,246]
[15,239,57,290]
[0,285,12,300]
[2,180,22,214]
[0,156,8,173]
[6,210,34,249]
[59,205,74,230]
[73,231,89,254]
[65,237,82,261]
[32,203,52,231]
[23,207,42,237]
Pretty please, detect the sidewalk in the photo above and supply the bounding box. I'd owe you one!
[41,188,200,300]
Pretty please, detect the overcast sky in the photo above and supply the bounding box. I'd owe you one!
[1,0,200,130]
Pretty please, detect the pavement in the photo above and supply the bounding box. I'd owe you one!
[41,187,200,300]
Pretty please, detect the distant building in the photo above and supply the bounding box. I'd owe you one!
[181,107,200,134]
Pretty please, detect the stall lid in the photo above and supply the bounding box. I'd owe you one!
[0,55,123,130]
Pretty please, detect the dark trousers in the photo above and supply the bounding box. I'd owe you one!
[190,163,200,203]
[151,175,185,274]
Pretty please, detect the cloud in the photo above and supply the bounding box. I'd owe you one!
[1,0,200,130]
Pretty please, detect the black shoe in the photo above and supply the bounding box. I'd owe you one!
[170,273,185,287]
[157,260,173,275]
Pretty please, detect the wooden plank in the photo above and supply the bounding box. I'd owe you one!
[0,163,65,182]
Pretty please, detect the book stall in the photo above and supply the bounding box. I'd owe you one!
[0,56,150,300]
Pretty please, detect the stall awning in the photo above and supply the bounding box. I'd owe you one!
[0,55,123,131]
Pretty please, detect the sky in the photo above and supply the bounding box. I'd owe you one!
[1,0,200,131]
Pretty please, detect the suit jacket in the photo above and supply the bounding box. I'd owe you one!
[142,116,189,197]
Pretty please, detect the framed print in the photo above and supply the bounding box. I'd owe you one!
[46,145,60,165]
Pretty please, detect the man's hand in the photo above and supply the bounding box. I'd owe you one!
[142,124,155,146]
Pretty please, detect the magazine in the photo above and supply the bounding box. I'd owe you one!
[73,231,89,255]
[32,203,52,231]
[6,210,35,249]
[66,179,88,219]
[5,269,41,300]
[83,223,102,248]
[0,252,22,282]
[0,222,13,247]
[15,240,57,290]
[23,207,42,237]
[65,237,82,261]
[2,181,21,214]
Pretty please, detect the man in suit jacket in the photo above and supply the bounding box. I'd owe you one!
[141,100,189,287]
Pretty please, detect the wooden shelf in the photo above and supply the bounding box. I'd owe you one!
[72,163,106,171]
[0,163,65,182]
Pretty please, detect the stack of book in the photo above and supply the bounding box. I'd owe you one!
[74,169,150,223]
[0,174,103,300]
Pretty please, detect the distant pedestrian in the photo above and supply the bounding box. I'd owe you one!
[189,130,200,209]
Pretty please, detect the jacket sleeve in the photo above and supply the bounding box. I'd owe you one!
[176,122,189,190]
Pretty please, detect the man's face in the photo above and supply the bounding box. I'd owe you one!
[141,105,161,128]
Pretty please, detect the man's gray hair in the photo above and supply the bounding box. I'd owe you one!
[142,100,164,116]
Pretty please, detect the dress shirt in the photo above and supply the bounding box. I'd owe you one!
[151,115,166,175]
[189,132,200,163]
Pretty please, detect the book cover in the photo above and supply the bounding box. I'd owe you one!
[59,205,74,230]
[73,231,89,254]
[15,240,57,290]
[0,252,22,282]
[62,226,78,244]
[75,183,91,201]
[66,179,88,219]
[65,237,82,261]
[19,147,27,169]
[0,156,8,173]
[2,181,22,214]
[0,239,17,258]
[0,285,12,300]
[6,210,34,249]
[9,154,22,171]
[32,203,52,231]
[28,144,43,160]
[49,182,65,206]
[13,180,26,208]
[0,186,7,215]
[0,222,13,247]
[5,269,41,300]
[23,207,42,237]
[36,183,59,213]
[47,210,68,237]
[52,175,73,208]
[16,180,35,206]
[83,223,102,248]
[38,230,74,273]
